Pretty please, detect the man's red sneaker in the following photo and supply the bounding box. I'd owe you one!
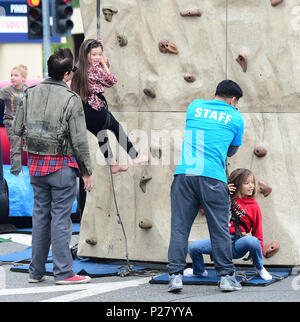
[55,275,91,285]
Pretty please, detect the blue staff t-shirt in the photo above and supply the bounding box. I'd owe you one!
[175,99,244,183]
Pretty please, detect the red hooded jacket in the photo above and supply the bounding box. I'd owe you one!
[229,197,264,252]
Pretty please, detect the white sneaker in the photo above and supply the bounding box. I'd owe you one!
[219,273,242,291]
[168,273,183,293]
[183,268,208,277]
[28,276,46,283]
[256,267,272,280]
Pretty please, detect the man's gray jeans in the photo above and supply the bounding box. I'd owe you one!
[29,167,77,281]
[167,174,235,276]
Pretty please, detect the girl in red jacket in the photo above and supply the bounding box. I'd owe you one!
[187,168,272,280]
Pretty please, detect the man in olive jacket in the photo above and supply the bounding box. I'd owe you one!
[13,48,94,285]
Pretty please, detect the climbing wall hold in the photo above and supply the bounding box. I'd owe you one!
[263,241,280,258]
[86,238,97,245]
[139,175,152,193]
[150,146,162,159]
[139,219,152,229]
[180,9,202,17]
[184,74,196,83]
[254,146,268,157]
[236,52,247,72]
[258,180,272,197]
[271,0,283,7]
[158,40,179,54]
[143,88,156,98]
[102,8,118,22]
[117,34,128,47]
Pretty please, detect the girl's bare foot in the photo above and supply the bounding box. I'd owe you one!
[133,154,149,165]
[111,164,129,173]
[110,160,129,173]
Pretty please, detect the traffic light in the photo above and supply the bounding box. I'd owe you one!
[27,0,43,39]
[51,0,74,37]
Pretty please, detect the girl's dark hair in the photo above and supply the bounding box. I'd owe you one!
[71,39,103,102]
[228,168,256,201]
[215,80,243,100]
[48,48,73,81]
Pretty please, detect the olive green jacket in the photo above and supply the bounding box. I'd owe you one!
[0,84,28,120]
[13,78,93,176]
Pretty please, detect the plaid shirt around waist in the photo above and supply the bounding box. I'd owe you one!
[28,153,79,176]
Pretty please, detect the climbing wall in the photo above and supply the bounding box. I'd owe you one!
[77,0,300,266]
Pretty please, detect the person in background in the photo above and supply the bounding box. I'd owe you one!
[14,49,94,285]
[0,65,28,175]
[0,99,5,127]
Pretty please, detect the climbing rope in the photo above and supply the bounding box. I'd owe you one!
[108,164,130,272]
[109,165,159,278]
[97,0,101,40]
[0,257,33,267]
[225,0,229,80]
[235,270,284,283]
[224,0,229,174]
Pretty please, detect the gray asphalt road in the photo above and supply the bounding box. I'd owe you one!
[0,235,300,304]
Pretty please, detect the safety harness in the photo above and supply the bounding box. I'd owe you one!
[230,201,248,241]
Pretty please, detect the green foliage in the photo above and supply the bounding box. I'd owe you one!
[51,38,72,53]
[72,0,80,7]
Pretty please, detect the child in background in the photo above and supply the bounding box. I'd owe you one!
[71,39,148,173]
[0,65,28,175]
[186,168,272,281]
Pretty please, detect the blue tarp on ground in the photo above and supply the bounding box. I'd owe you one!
[3,165,77,217]
[2,246,147,277]
[15,223,81,234]
[0,246,52,263]
[150,268,292,287]
[11,259,147,277]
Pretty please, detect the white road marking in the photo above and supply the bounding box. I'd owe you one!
[0,233,32,246]
[0,277,151,302]
[0,267,6,289]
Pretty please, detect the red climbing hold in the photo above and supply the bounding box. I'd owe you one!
[236,52,247,72]
[271,0,284,7]
[254,146,268,157]
[184,74,196,83]
[158,40,179,54]
[180,9,202,17]
[258,180,272,197]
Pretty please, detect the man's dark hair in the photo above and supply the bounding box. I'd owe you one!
[215,80,243,100]
[47,48,73,81]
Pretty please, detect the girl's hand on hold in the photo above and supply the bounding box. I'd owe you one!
[100,56,106,66]
[100,55,108,66]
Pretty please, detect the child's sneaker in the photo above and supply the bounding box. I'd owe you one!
[55,275,91,285]
[183,268,208,277]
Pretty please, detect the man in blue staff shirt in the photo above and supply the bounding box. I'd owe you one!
[167,80,244,293]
